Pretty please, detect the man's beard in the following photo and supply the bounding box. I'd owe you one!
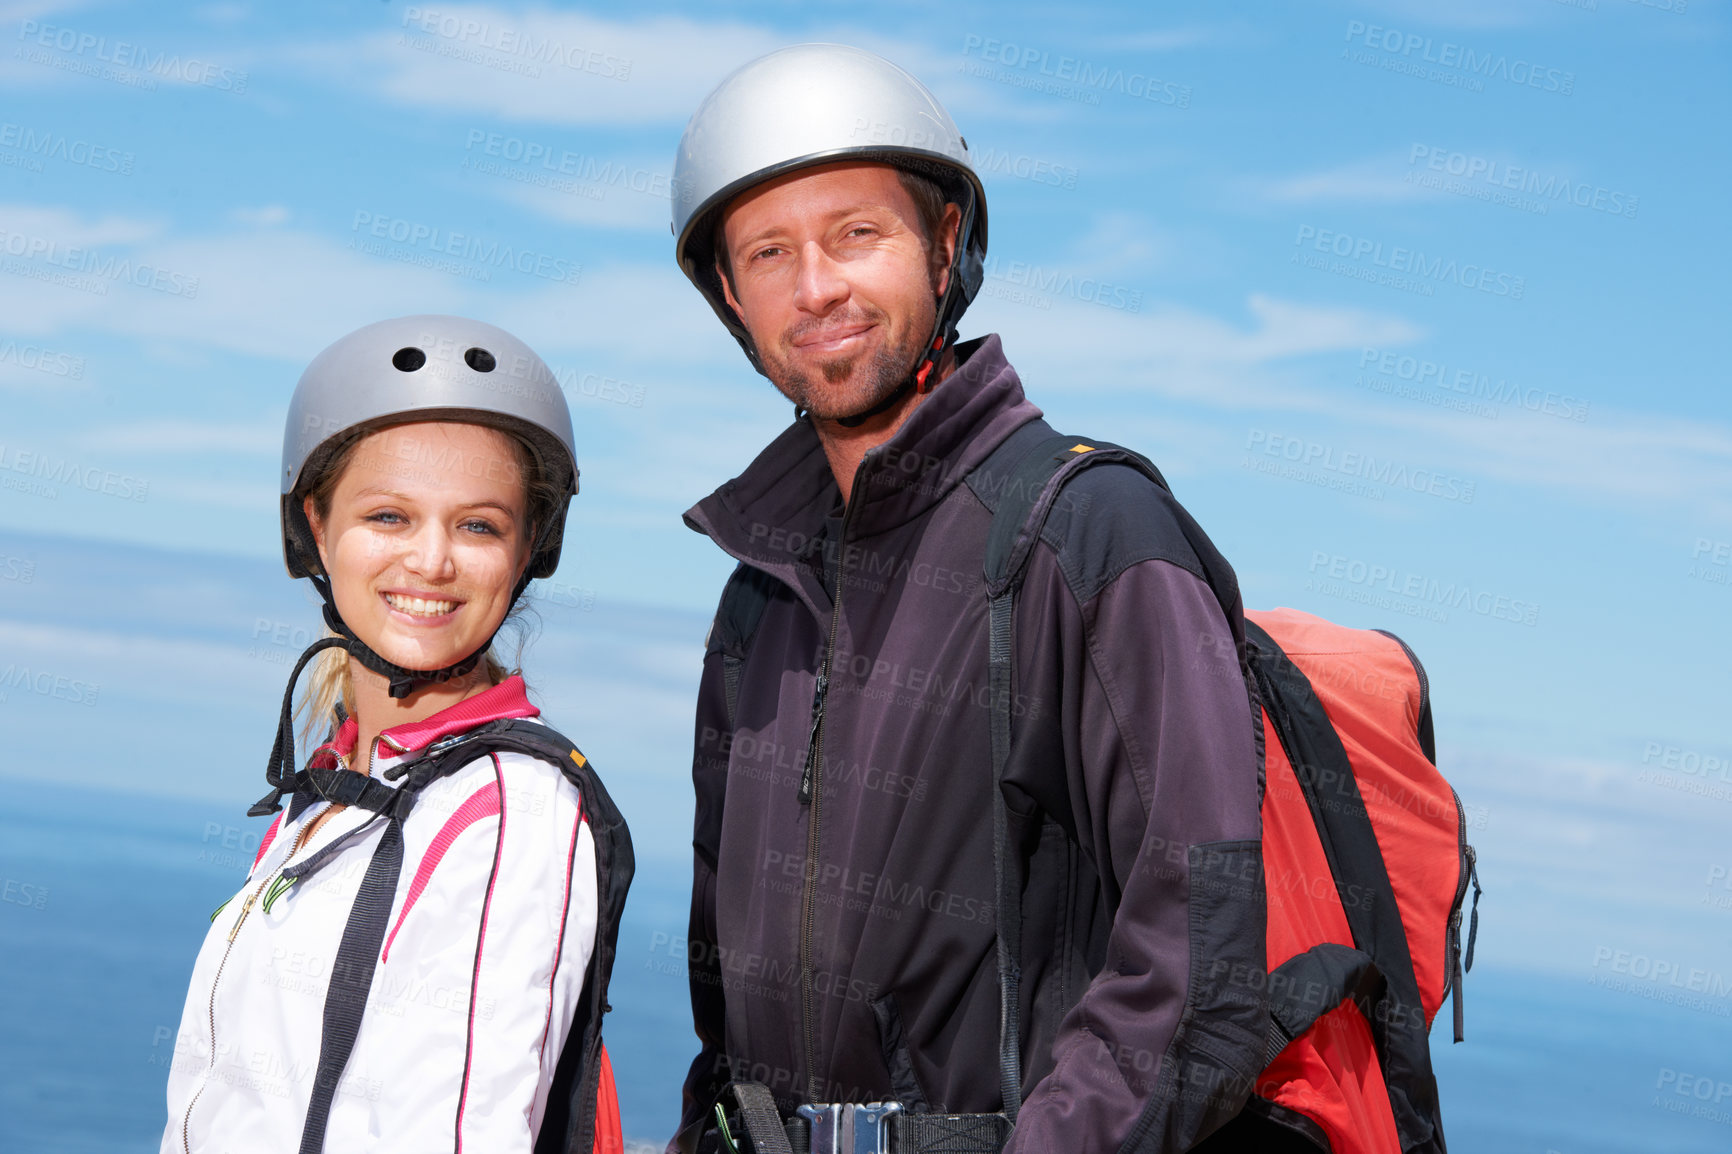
[758,303,931,422]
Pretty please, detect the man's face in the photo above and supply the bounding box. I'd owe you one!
[717,162,958,420]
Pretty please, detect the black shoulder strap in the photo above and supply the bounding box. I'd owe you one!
[448,721,636,1154]
[1242,619,1443,1154]
[712,563,784,730]
[971,429,1243,625]
[293,819,403,1154]
[966,429,1250,1119]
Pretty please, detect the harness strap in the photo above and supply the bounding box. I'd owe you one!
[891,1112,1012,1153]
[295,818,404,1154]
[279,815,388,885]
[729,1081,795,1154]
[304,764,416,820]
[1261,943,1388,1067]
[249,635,349,817]
[985,591,1022,1122]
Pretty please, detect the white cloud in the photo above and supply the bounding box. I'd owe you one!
[486,176,670,232]
[0,201,741,374]
[146,476,281,510]
[80,418,281,455]
[975,290,1424,395]
[1259,154,1437,205]
[13,196,1726,532]
[969,285,1732,524]
[196,3,251,25]
[278,8,1023,134]
[1347,0,1540,30]
[229,204,290,227]
[1063,211,1180,280]
[0,10,257,90]
[1369,398,1732,520]
[0,0,90,25]
[0,203,163,247]
[287,8,785,126]
[1095,26,1225,52]
[0,204,465,358]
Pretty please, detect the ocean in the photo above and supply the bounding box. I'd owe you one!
[4,773,1730,1152]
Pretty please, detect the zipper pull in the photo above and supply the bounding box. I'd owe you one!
[1464,846,1481,972]
[798,671,829,805]
[227,889,260,944]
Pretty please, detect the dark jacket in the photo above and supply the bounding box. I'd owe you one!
[674,336,1267,1153]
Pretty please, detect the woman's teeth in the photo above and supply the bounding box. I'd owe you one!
[383,592,457,617]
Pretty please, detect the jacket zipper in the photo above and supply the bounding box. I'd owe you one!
[179,741,378,1152]
[799,493,858,1104]
[182,816,320,1153]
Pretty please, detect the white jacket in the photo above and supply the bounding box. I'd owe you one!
[162,677,598,1153]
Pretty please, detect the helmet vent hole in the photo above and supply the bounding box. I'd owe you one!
[464,347,496,373]
[392,347,427,372]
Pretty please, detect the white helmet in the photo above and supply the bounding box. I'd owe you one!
[672,44,988,384]
[281,314,578,583]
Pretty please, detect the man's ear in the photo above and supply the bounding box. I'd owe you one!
[716,252,747,327]
[303,494,332,574]
[933,203,963,297]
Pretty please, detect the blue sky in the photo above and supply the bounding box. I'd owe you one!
[2,0,1730,1148]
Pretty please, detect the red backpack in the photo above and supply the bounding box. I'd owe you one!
[1232,608,1480,1152]
[977,434,1480,1152]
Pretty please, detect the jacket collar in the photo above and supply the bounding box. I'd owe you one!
[308,674,540,770]
[684,334,1042,614]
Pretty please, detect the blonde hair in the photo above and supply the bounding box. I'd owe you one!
[297,638,514,749]
[293,421,559,748]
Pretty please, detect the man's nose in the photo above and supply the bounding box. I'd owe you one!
[792,240,849,315]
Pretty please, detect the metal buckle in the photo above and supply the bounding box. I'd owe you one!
[796,1102,903,1154]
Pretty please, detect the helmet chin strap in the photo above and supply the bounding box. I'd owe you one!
[831,334,944,429]
[247,572,528,816]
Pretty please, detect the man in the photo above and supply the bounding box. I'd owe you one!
[669,45,1266,1154]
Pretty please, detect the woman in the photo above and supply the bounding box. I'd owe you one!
[161,316,630,1154]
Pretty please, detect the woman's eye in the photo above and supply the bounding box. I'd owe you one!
[461,520,499,536]
[365,511,405,526]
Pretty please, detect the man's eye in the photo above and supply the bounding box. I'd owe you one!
[750,246,783,262]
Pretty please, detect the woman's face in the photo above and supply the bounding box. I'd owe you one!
[305,421,532,675]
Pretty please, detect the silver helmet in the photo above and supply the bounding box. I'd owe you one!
[280,314,578,582]
[672,43,988,372]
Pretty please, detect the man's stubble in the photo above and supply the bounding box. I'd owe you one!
[758,297,935,422]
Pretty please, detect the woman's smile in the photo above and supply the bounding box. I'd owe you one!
[380,590,465,622]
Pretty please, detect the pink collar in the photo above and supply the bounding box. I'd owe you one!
[309,675,540,768]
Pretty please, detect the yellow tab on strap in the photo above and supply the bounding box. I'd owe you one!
[1069,443,1095,453]
[569,749,588,768]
